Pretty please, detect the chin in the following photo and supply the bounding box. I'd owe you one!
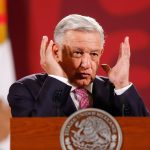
[75,79,92,87]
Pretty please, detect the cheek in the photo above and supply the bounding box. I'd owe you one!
[61,58,81,73]
[66,57,81,67]
[71,59,81,69]
[91,61,99,73]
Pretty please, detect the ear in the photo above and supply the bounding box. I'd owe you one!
[52,43,62,62]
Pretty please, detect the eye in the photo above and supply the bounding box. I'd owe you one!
[90,52,99,57]
[73,50,83,57]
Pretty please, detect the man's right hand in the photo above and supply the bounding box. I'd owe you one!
[40,36,66,77]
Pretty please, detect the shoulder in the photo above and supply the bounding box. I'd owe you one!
[94,75,111,84]
[93,75,114,88]
[11,73,50,90]
[16,73,48,84]
[9,73,48,93]
[8,73,49,100]
[95,75,109,82]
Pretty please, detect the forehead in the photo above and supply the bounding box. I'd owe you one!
[63,30,101,49]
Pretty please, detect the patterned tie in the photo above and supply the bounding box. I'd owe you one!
[74,88,90,109]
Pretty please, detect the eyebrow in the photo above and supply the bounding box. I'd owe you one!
[90,49,100,52]
[72,46,101,52]
[71,46,82,50]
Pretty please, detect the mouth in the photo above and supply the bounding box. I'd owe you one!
[79,73,91,78]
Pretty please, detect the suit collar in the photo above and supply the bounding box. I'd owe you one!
[48,74,93,93]
[62,95,77,116]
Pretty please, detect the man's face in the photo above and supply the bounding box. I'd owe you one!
[58,30,103,87]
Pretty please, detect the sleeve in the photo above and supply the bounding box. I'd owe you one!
[32,77,71,116]
[7,82,35,117]
[114,83,132,95]
[113,85,150,116]
[7,76,72,117]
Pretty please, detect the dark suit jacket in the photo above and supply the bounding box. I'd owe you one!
[8,73,149,117]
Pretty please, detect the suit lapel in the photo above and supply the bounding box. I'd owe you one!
[92,77,112,109]
[62,95,77,116]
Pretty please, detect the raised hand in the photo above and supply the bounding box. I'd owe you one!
[102,36,130,89]
[40,36,66,77]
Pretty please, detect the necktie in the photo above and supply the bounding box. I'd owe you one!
[74,88,90,109]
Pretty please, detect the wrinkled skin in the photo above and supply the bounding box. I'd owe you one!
[58,31,103,87]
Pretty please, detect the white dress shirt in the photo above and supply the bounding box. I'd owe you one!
[49,75,132,109]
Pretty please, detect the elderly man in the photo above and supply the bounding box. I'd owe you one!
[8,14,149,117]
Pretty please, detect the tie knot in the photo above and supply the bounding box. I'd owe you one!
[74,88,88,96]
[74,88,89,109]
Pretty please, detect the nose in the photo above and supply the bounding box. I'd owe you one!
[80,53,92,69]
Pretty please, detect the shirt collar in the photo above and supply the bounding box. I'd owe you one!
[49,75,93,93]
[70,83,93,93]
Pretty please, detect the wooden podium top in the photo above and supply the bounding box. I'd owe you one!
[11,117,150,150]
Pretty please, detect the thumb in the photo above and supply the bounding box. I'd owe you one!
[101,64,111,74]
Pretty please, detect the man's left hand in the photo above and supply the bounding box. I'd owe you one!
[102,36,130,89]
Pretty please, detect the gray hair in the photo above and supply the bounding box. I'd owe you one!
[54,14,105,49]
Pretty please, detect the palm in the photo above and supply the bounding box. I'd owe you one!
[103,37,130,89]
[40,36,66,77]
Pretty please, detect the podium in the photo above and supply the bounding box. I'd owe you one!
[11,117,150,150]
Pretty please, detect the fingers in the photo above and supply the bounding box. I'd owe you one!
[40,36,48,63]
[124,36,129,46]
[125,36,130,56]
[122,36,130,57]
[46,39,54,56]
[118,36,130,60]
[40,36,54,68]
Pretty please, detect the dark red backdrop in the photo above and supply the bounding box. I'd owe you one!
[8,0,150,109]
